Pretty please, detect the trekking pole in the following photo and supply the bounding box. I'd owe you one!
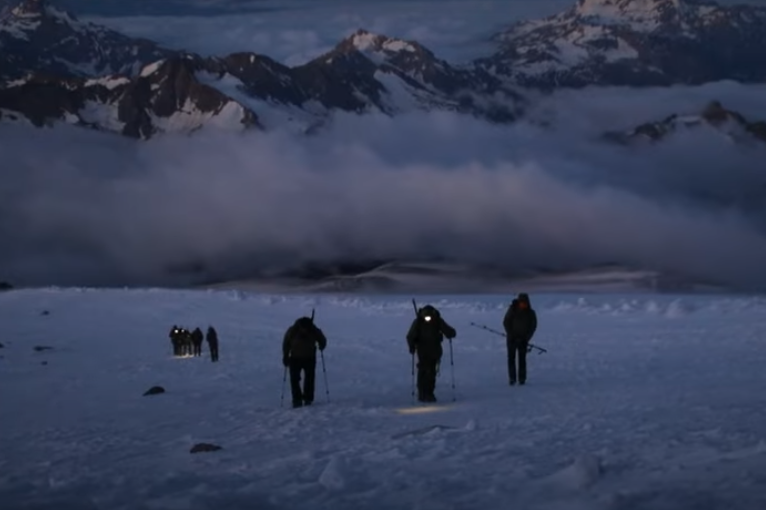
[411,353,415,403]
[320,350,330,403]
[280,366,287,407]
[469,322,548,354]
[448,338,456,402]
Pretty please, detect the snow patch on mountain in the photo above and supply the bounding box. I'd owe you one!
[195,69,327,134]
[83,75,129,90]
[350,30,416,54]
[148,98,248,134]
[140,59,165,78]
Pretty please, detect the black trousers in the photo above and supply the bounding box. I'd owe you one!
[289,357,316,405]
[208,342,219,361]
[416,356,439,399]
[507,339,527,383]
[193,342,203,356]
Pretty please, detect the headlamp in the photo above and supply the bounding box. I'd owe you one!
[424,316,432,322]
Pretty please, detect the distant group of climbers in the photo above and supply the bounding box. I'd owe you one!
[168,325,219,362]
[280,292,538,408]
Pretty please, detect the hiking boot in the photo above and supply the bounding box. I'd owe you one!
[292,401,303,408]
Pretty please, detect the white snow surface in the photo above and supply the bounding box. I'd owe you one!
[140,59,165,78]
[84,76,131,90]
[148,97,248,136]
[2,288,766,509]
[196,70,327,134]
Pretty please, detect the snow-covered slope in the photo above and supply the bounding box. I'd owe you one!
[0,0,174,82]
[300,29,521,120]
[604,100,766,146]
[2,288,766,509]
[0,57,260,138]
[481,0,766,87]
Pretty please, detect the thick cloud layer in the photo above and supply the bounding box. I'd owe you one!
[2,82,766,289]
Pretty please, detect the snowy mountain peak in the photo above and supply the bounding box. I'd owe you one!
[572,0,716,28]
[0,0,175,83]
[483,0,766,87]
[8,0,45,17]
[345,29,420,55]
[6,0,75,23]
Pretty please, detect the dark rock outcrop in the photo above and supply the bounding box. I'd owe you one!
[190,442,222,453]
[143,385,165,396]
[0,56,261,138]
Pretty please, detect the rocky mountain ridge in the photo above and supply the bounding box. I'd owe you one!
[482,0,766,88]
[604,100,766,146]
[2,0,766,138]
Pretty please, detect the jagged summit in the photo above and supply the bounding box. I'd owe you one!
[481,0,766,87]
[7,0,45,16]
[3,0,76,23]
[336,29,426,56]
[604,100,766,146]
[572,0,720,29]
[2,0,765,139]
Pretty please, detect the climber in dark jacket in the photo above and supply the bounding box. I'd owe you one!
[406,304,456,403]
[282,317,327,408]
[502,293,537,385]
[206,326,219,362]
[191,327,204,357]
[169,325,181,356]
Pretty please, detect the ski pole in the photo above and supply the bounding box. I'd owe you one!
[449,338,456,402]
[280,365,287,407]
[320,350,330,403]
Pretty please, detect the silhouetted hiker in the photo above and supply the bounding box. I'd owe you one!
[191,327,204,357]
[180,328,193,356]
[169,325,181,356]
[282,316,327,408]
[206,326,219,362]
[406,304,456,402]
[503,293,538,385]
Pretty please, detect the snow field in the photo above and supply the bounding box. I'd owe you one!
[1,288,766,509]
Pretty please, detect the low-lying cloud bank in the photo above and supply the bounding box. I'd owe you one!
[2,83,766,290]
